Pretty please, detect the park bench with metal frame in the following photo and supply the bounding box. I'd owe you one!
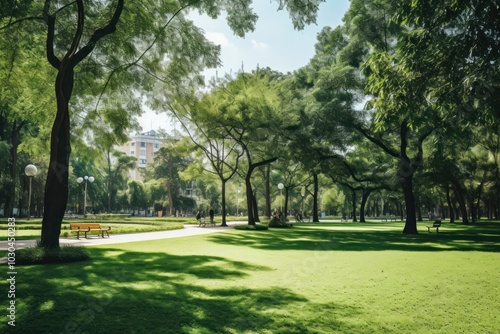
[426,220,442,233]
[70,223,111,239]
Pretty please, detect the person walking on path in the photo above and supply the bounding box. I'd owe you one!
[209,208,215,225]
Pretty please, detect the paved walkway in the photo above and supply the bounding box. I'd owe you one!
[0,223,242,251]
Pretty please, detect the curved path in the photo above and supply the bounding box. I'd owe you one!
[0,222,242,251]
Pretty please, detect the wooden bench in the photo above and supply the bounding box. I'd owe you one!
[70,223,111,239]
[426,220,442,233]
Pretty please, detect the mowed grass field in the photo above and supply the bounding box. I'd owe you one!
[1,221,499,334]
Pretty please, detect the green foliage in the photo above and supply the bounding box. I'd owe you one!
[94,213,131,219]
[15,245,90,265]
[268,216,293,228]
[3,222,500,333]
[127,180,148,211]
[234,223,268,231]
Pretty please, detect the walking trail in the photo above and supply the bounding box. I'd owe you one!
[0,222,243,251]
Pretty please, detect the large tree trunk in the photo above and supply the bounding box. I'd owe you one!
[446,185,455,223]
[252,189,260,222]
[220,179,227,226]
[451,181,469,224]
[40,0,123,248]
[402,175,418,234]
[264,165,271,218]
[245,169,255,225]
[359,189,372,223]
[40,65,73,249]
[245,158,277,225]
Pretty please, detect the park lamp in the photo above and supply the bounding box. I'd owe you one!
[25,164,38,220]
[278,183,284,212]
[77,175,95,217]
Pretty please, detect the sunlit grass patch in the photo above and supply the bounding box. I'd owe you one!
[2,221,499,333]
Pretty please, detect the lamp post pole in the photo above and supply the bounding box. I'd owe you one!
[77,176,95,217]
[278,183,284,213]
[25,164,38,220]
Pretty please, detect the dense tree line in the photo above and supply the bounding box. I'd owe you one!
[1,0,498,248]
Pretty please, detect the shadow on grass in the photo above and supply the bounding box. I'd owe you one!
[6,249,365,334]
[207,222,500,253]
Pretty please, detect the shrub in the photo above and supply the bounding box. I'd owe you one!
[16,245,90,265]
[234,224,269,231]
[268,216,293,228]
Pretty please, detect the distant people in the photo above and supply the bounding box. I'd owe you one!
[209,208,215,224]
[428,211,433,220]
[196,210,206,227]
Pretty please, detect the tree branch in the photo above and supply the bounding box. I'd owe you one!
[43,0,61,69]
[72,0,124,66]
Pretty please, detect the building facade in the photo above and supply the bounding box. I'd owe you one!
[116,130,162,181]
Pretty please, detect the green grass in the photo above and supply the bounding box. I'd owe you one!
[1,221,499,333]
[15,245,90,265]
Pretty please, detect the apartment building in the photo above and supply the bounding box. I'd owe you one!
[116,130,162,181]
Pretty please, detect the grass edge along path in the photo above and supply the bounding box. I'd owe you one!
[1,221,499,333]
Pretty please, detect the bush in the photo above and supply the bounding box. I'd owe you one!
[268,216,293,228]
[94,213,131,219]
[16,245,90,265]
[234,224,269,231]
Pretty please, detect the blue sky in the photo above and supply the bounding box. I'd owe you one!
[139,0,350,132]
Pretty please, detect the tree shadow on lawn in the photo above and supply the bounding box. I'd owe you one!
[207,223,500,253]
[8,249,365,334]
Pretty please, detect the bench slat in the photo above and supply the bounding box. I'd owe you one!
[69,223,111,239]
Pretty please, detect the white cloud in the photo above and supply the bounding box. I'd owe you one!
[205,31,229,46]
[251,39,268,50]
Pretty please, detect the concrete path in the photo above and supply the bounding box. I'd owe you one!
[0,222,242,251]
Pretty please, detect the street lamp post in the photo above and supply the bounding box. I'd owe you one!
[278,183,284,213]
[25,164,38,220]
[77,175,95,217]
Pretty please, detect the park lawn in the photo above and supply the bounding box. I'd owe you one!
[2,221,499,334]
[0,220,184,240]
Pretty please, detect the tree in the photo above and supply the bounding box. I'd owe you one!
[308,0,433,233]
[107,150,137,212]
[170,94,243,226]
[1,0,319,248]
[199,70,289,225]
[145,137,191,217]
[128,180,148,213]
[2,0,324,247]
[0,22,53,217]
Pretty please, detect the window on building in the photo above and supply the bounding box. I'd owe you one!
[130,142,135,146]
[130,150,135,155]
[140,149,146,157]
[154,143,159,149]
[140,142,146,147]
